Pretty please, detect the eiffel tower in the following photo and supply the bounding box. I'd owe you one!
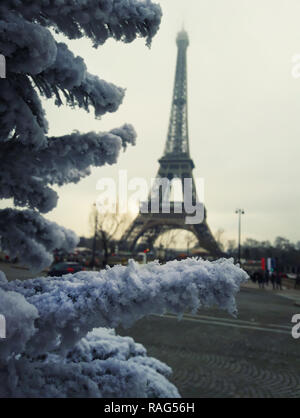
[121,30,221,256]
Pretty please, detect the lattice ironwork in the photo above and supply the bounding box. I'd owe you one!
[121,30,221,256]
[164,30,190,156]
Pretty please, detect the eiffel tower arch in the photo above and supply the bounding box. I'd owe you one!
[121,30,221,256]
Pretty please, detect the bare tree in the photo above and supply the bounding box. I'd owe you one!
[183,231,198,256]
[156,229,198,256]
[89,204,133,268]
[156,229,178,250]
[227,239,237,255]
[215,228,225,252]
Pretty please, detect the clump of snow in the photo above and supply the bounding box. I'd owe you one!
[0,209,79,271]
[0,0,162,47]
[0,288,38,367]
[0,1,247,399]
[0,258,248,398]
[0,0,159,269]
[0,121,137,214]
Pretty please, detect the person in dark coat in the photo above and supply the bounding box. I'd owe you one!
[270,272,276,290]
[253,270,264,289]
[264,270,270,287]
[295,273,300,289]
[275,271,282,290]
[251,271,257,283]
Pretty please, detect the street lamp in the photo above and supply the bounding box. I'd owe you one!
[235,209,245,264]
[91,203,98,270]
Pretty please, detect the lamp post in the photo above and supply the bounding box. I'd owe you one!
[91,203,98,270]
[235,209,245,264]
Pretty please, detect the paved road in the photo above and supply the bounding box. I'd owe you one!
[0,262,45,281]
[118,286,300,398]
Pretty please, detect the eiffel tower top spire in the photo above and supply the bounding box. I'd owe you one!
[164,29,190,156]
[120,29,221,256]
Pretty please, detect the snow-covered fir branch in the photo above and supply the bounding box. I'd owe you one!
[0,0,162,47]
[0,124,136,214]
[0,258,248,397]
[0,209,78,271]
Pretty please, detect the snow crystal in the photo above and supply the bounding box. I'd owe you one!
[0,258,248,397]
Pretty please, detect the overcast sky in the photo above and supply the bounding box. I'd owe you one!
[9,0,300,245]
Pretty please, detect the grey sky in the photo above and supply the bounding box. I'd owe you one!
[5,0,300,245]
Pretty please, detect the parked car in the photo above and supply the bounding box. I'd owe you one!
[47,262,86,277]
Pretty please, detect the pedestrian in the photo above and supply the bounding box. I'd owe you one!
[271,272,276,290]
[264,270,270,287]
[251,271,257,283]
[275,272,282,290]
[254,270,264,289]
[295,273,300,290]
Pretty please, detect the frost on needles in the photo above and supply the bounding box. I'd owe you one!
[0,0,248,399]
[0,0,160,268]
[0,258,248,397]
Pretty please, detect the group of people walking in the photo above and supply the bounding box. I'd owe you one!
[251,270,282,290]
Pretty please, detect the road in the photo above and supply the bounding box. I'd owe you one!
[0,262,46,281]
[117,284,300,398]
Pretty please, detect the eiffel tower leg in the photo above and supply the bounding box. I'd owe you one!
[120,29,222,258]
[122,216,172,252]
[191,221,223,256]
[121,212,222,257]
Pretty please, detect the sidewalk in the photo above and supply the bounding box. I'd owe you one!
[242,279,300,306]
